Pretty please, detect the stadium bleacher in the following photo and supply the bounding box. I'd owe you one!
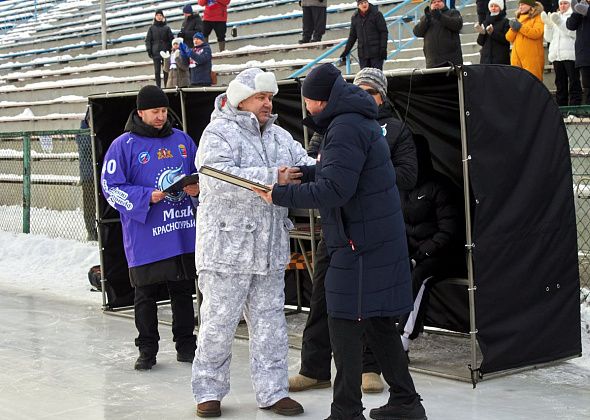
[0,0,554,132]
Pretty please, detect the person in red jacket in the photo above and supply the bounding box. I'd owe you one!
[198,0,231,52]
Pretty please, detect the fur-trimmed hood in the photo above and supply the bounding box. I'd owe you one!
[516,1,544,18]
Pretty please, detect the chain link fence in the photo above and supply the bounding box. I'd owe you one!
[0,129,96,242]
[563,105,590,299]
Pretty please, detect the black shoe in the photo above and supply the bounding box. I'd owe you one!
[134,352,156,370]
[177,351,195,363]
[369,396,427,420]
[298,38,310,44]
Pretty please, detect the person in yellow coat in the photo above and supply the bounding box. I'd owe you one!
[506,0,545,80]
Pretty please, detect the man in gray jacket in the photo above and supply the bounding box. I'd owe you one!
[191,68,314,418]
[413,0,463,68]
[299,0,328,43]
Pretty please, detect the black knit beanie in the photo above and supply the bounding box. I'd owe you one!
[155,9,164,15]
[301,63,341,101]
[137,85,169,110]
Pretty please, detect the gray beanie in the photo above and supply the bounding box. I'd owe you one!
[353,67,388,101]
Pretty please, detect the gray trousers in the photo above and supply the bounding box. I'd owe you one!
[191,270,289,407]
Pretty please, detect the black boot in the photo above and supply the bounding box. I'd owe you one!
[134,352,156,370]
[369,396,427,420]
[298,38,310,44]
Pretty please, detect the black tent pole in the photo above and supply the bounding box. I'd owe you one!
[456,67,479,387]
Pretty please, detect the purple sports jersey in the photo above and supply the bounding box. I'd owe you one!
[101,128,198,267]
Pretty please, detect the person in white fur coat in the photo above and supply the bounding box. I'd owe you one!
[161,37,190,88]
[543,0,582,105]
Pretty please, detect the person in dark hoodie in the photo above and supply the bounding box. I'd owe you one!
[179,4,204,47]
[289,67,418,396]
[396,136,464,355]
[339,0,389,70]
[145,9,174,88]
[179,32,212,86]
[253,63,426,420]
[475,0,511,64]
[100,85,199,371]
[413,0,463,68]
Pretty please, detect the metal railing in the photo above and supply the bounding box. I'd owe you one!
[289,0,475,78]
[0,129,96,242]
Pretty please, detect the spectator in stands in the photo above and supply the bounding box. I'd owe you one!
[288,67,418,397]
[566,0,590,104]
[191,68,312,418]
[475,0,511,64]
[145,9,174,88]
[180,32,212,86]
[179,4,204,47]
[298,0,328,44]
[75,110,97,242]
[100,85,199,371]
[477,1,510,24]
[198,0,231,52]
[413,0,463,68]
[253,63,426,420]
[162,37,190,88]
[544,0,582,105]
[397,136,462,355]
[506,0,545,80]
[339,0,389,70]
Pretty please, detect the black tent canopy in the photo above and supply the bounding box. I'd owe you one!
[88,65,581,384]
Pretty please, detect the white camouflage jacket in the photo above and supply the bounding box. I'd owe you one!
[195,93,315,274]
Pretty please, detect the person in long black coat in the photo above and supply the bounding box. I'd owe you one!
[254,63,426,420]
[476,0,511,64]
[566,0,590,104]
[413,0,463,68]
[145,9,174,87]
[178,4,204,48]
[339,0,389,70]
[396,136,464,353]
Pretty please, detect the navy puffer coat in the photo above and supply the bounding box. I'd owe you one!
[272,77,413,320]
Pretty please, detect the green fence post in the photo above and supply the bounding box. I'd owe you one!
[22,133,31,234]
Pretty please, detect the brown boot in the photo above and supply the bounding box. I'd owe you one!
[361,372,384,393]
[288,374,331,392]
[262,397,304,416]
[196,400,221,418]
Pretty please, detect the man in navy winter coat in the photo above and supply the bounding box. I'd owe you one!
[253,63,426,420]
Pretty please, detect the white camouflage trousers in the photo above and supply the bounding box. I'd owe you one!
[191,270,289,407]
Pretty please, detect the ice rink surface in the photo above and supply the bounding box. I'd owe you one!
[1,289,589,420]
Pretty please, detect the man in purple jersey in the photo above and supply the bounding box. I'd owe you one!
[101,85,199,371]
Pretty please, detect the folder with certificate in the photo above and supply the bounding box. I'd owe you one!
[199,165,271,192]
[163,173,199,193]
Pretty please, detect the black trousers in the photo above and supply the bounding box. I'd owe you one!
[134,278,196,356]
[580,66,590,105]
[152,56,168,88]
[203,20,227,42]
[301,6,327,42]
[359,57,384,70]
[329,316,418,420]
[554,60,582,106]
[299,238,332,380]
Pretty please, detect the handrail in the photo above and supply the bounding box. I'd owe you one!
[289,0,475,78]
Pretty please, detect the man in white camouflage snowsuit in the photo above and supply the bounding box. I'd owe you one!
[191,67,314,418]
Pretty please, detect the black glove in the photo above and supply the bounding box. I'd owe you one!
[148,53,153,59]
[298,0,301,5]
[337,56,346,66]
[509,19,522,31]
[431,8,442,19]
[424,6,431,15]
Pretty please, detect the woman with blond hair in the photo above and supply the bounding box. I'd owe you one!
[506,0,545,80]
